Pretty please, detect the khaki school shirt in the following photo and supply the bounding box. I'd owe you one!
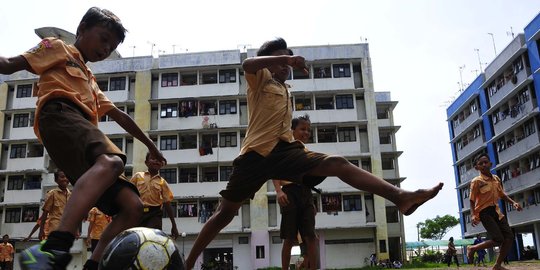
[21,38,116,140]
[241,68,294,157]
[130,172,174,207]
[470,173,505,220]
[42,187,71,233]
[0,243,14,262]
[87,207,111,240]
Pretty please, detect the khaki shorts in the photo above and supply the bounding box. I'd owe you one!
[38,99,139,216]
[479,206,513,243]
[279,184,316,240]
[220,140,327,202]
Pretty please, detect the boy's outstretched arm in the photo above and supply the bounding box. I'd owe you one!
[106,107,166,164]
[163,201,179,239]
[0,55,32,74]
[242,55,307,74]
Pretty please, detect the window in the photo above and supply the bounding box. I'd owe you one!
[180,72,198,85]
[5,208,21,223]
[199,200,218,223]
[239,236,249,244]
[179,134,197,149]
[295,97,312,111]
[200,70,217,84]
[24,175,41,190]
[335,95,354,109]
[322,194,342,212]
[22,206,39,222]
[377,108,389,119]
[385,207,399,223]
[27,143,44,157]
[160,168,177,184]
[97,80,108,91]
[379,240,387,253]
[361,160,372,172]
[160,135,177,150]
[338,127,356,142]
[199,100,217,115]
[220,166,233,182]
[317,127,337,143]
[110,138,123,151]
[179,167,198,183]
[380,133,392,144]
[382,157,395,170]
[16,84,32,98]
[219,132,237,147]
[333,64,351,78]
[315,97,334,110]
[13,113,29,128]
[161,73,179,87]
[219,69,236,83]
[201,134,218,148]
[30,112,35,126]
[160,103,178,118]
[343,195,362,211]
[256,246,265,259]
[179,100,198,117]
[201,166,218,182]
[314,65,331,79]
[219,100,237,115]
[7,175,24,190]
[178,201,197,217]
[109,77,126,91]
[10,144,26,158]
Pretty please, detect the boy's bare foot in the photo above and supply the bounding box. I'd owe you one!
[492,264,509,270]
[466,246,474,264]
[399,182,443,216]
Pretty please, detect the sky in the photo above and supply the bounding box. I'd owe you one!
[2,0,540,244]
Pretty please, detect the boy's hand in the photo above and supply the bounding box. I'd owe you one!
[471,215,480,227]
[171,226,179,240]
[288,56,309,75]
[277,190,289,207]
[513,202,523,211]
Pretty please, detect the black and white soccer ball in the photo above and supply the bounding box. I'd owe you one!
[100,227,184,270]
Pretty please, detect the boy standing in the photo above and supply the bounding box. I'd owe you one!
[130,153,180,239]
[40,171,71,240]
[273,114,319,270]
[0,7,166,270]
[0,235,14,270]
[184,38,443,269]
[467,153,522,270]
[86,207,111,253]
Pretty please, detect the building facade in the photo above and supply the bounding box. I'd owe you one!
[447,12,540,262]
[0,41,405,269]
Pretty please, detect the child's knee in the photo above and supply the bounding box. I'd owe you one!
[324,156,349,167]
[96,154,125,176]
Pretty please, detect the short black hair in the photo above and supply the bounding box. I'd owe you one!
[292,114,311,129]
[257,37,293,56]
[77,7,127,43]
[53,170,63,181]
[473,153,490,165]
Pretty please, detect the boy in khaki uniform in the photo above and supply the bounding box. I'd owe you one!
[0,7,166,270]
[467,153,522,270]
[86,207,111,252]
[40,171,71,240]
[184,38,443,269]
[0,235,14,270]
[130,153,179,239]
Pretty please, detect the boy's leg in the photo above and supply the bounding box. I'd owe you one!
[308,156,443,215]
[55,154,125,236]
[494,219,513,268]
[185,198,242,269]
[87,187,142,265]
[281,239,295,270]
[304,236,317,270]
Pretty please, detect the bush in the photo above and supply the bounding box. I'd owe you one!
[421,250,444,263]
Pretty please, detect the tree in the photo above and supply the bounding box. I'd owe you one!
[418,215,459,240]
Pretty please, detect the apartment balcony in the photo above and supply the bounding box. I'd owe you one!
[2,222,40,239]
[498,133,540,164]
[315,210,366,229]
[383,169,398,179]
[507,204,540,226]
[162,214,244,235]
[288,77,355,92]
[169,182,227,199]
[493,98,537,136]
[453,112,482,137]
[292,109,358,124]
[3,189,41,204]
[157,83,240,100]
[456,137,484,161]
[4,156,46,172]
[488,68,530,107]
[8,126,36,141]
[105,89,130,102]
[380,143,395,152]
[98,121,125,135]
[10,97,37,110]
[463,222,487,238]
[163,146,240,165]
[156,114,240,131]
[377,118,392,127]
[306,141,362,156]
[459,168,478,186]
[315,177,359,193]
[387,222,402,236]
[503,167,540,194]
[462,199,471,211]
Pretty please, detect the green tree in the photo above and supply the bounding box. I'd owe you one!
[418,215,459,240]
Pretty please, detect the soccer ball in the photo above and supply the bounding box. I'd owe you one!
[100,227,184,270]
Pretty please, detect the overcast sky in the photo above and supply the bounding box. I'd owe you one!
[2,0,540,244]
